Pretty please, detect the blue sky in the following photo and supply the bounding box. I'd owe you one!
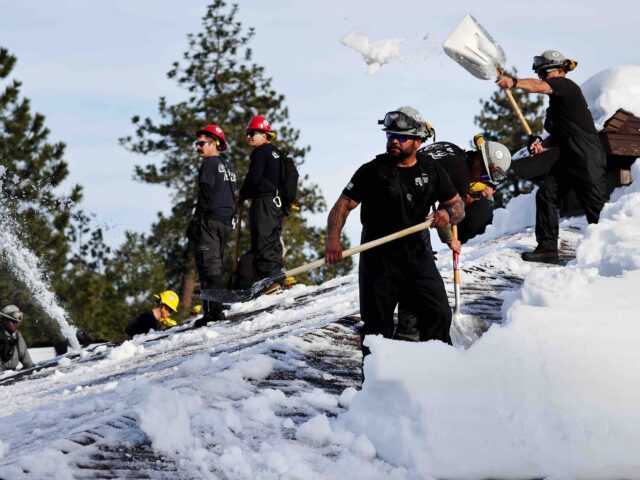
[1,0,638,250]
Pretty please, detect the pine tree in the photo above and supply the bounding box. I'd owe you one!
[474,68,546,206]
[0,47,83,343]
[121,0,352,313]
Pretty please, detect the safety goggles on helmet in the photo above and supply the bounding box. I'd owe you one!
[481,167,507,186]
[378,111,422,132]
[532,55,555,72]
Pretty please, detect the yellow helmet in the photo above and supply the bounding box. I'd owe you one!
[154,290,180,313]
[190,304,202,315]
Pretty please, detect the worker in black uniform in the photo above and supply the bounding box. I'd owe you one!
[186,124,237,325]
[126,290,180,338]
[325,106,464,354]
[397,136,511,341]
[239,115,286,295]
[416,136,512,246]
[497,50,607,263]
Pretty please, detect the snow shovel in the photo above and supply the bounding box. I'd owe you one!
[201,218,435,303]
[452,224,461,318]
[442,14,532,136]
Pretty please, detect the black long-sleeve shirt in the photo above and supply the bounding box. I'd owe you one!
[239,144,280,200]
[195,155,237,219]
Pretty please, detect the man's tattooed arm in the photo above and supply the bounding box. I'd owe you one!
[326,194,359,264]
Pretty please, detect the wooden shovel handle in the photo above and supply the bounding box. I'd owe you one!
[504,88,533,136]
[285,219,434,278]
[496,67,533,137]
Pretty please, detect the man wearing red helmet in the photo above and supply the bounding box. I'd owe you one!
[187,124,237,325]
[239,115,285,293]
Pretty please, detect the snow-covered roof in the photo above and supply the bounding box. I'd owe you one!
[582,65,640,130]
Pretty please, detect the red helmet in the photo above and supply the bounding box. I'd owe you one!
[196,124,228,151]
[247,115,272,132]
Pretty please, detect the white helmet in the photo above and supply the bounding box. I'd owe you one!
[532,50,577,76]
[379,106,435,140]
[480,141,511,184]
[1,304,23,323]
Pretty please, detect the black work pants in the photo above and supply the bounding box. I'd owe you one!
[195,218,232,290]
[535,131,606,250]
[249,195,285,280]
[457,197,494,244]
[359,242,452,353]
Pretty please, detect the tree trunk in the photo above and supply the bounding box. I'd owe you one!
[181,251,198,317]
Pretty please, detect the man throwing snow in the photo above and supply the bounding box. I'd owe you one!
[325,106,464,354]
[0,305,34,370]
[497,50,607,263]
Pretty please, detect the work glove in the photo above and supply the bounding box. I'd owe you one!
[527,135,543,154]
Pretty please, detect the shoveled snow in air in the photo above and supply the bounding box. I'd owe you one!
[340,32,403,75]
[0,167,80,350]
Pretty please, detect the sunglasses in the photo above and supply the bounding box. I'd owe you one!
[194,140,213,148]
[246,131,265,138]
[386,132,417,143]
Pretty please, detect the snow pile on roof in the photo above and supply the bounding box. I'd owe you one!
[339,163,640,478]
[582,65,640,129]
[340,32,403,75]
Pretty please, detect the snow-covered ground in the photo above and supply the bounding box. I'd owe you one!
[2,166,639,478]
[1,64,639,478]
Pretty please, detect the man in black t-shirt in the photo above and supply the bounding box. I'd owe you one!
[414,138,512,246]
[187,124,237,325]
[239,115,286,294]
[497,50,607,263]
[397,137,512,341]
[325,106,464,354]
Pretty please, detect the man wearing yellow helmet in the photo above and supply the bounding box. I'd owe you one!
[125,290,180,338]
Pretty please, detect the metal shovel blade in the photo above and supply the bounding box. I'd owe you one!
[442,14,506,80]
[201,274,286,303]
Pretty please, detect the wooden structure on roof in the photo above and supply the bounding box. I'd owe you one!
[600,108,640,157]
[510,108,639,216]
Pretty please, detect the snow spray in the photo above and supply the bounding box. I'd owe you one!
[0,168,80,350]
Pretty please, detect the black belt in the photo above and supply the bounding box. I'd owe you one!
[204,215,234,226]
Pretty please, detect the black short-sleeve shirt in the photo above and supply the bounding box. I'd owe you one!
[419,142,470,197]
[343,153,457,240]
[545,77,597,136]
